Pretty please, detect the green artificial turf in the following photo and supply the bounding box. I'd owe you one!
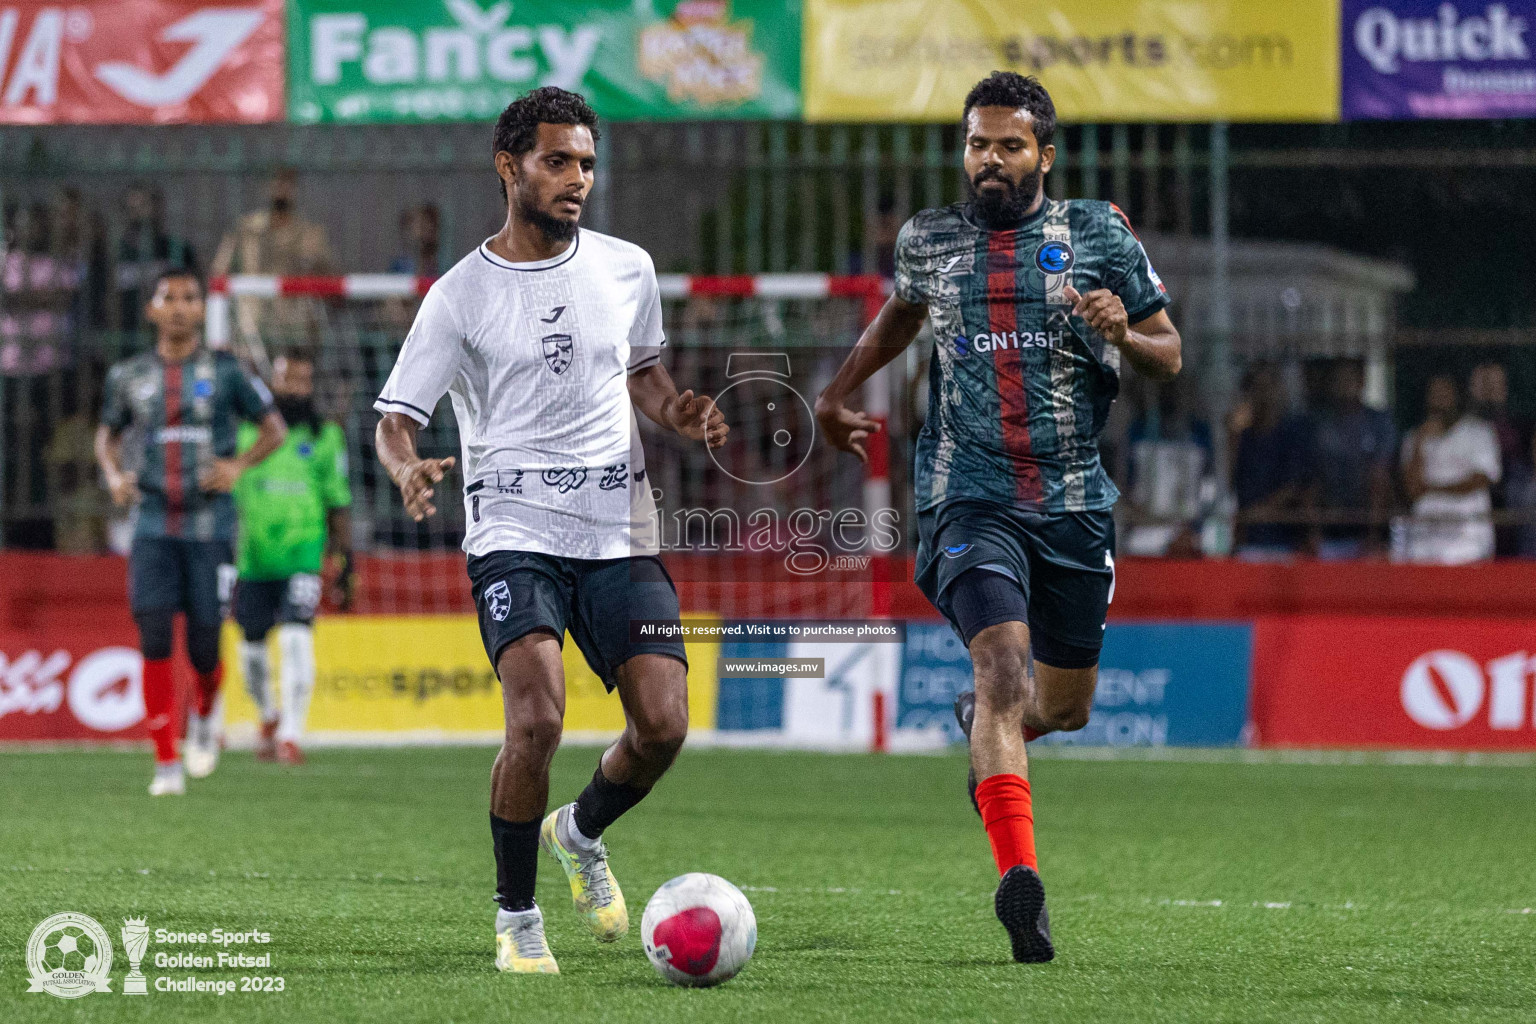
[1,745,1533,1023]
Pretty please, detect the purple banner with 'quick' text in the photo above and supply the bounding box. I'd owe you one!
[1344,1,1536,119]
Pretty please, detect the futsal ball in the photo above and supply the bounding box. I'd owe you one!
[641,872,757,987]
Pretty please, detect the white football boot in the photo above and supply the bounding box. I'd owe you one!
[495,906,559,974]
[185,693,223,779]
[149,761,186,797]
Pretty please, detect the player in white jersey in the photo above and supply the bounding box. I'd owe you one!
[374,88,728,975]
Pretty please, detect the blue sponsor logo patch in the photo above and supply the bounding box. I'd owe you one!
[953,335,969,356]
[943,543,972,558]
[296,442,314,458]
[1035,240,1075,275]
[193,379,214,399]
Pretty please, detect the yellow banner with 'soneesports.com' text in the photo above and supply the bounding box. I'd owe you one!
[805,0,1340,123]
[221,616,719,739]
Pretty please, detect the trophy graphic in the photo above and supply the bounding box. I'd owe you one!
[121,918,149,995]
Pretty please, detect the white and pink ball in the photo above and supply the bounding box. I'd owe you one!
[641,873,757,987]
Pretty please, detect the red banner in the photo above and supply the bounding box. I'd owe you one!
[0,0,283,125]
[1251,616,1536,750]
[0,553,146,740]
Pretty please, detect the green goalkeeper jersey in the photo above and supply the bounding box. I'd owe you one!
[234,419,352,581]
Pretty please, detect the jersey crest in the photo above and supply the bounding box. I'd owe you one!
[542,332,573,375]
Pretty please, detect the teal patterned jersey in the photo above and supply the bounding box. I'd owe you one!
[100,347,272,541]
[896,198,1169,513]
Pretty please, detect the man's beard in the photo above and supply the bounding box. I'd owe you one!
[275,395,319,431]
[966,157,1044,229]
[516,187,579,244]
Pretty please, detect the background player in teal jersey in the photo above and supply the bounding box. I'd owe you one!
[95,270,287,796]
[816,72,1182,963]
[233,347,353,765]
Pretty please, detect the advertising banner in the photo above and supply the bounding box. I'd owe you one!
[1252,616,1536,749]
[221,615,721,736]
[287,0,800,124]
[804,0,1340,123]
[1343,1,1536,119]
[0,634,147,741]
[0,0,284,125]
[896,621,1253,747]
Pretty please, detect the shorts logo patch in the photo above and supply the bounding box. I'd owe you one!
[542,333,574,375]
[542,467,587,494]
[943,543,972,558]
[487,580,511,622]
[1035,240,1075,275]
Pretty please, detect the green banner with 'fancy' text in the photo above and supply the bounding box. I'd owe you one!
[287,0,801,123]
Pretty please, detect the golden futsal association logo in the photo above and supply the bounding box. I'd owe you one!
[26,912,114,999]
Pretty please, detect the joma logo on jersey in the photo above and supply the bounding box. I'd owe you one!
[542,333,573,375]
[599,464,628,491]
[542,467,587,493]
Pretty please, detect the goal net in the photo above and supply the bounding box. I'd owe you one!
[207,273,910,624]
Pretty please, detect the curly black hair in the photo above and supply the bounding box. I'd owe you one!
[962,72,1056,148]
[492,87,601,201]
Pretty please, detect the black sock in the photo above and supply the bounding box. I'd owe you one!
[490,813,541,912]
[572,764,650,840]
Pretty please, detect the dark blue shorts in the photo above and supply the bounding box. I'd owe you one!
[234,575,322,641]
[915,500,1116,653]
[467,551,688,691]
[128,537,235,626]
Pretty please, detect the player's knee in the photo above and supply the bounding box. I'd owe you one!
[969,631,1030,706]
[134,613,174,662]
[631,706,688,768]
[507,708,563,756]
[1040,701,1092,733]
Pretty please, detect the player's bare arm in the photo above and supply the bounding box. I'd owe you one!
[201,410,287,493]
[93,423,139,507]
[376,411,456,522]
[814,294,929,463]
[629,363,729,448]
[1063,284,1181,381]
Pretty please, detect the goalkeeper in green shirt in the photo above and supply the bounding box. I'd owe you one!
[233,348,353,763]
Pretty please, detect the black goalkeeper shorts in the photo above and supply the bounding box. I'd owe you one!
[467,550,688,691]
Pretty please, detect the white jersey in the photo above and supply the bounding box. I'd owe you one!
[374,230,663,560]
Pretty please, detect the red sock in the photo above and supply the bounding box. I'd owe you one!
[193,663,223,718]
[975,773,1037,876]
[142,657,178,764]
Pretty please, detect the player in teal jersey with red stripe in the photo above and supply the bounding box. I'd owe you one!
[816,72,1182,963]
[233,347,353,766]
[96,270,287,796]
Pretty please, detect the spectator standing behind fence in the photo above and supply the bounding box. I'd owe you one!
[388,204,442,275]
[1228,363,1310,559]
[1468,361,1528,556]
[211,168,333,367]
[115,185,197,334]
[1304,358,1397,559]
[1399,374,1501,565]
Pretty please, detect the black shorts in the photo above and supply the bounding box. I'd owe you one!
[234,574,323,642]
[128,536,235,626]
[467,551,688,691]
[915,500,1116,654]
